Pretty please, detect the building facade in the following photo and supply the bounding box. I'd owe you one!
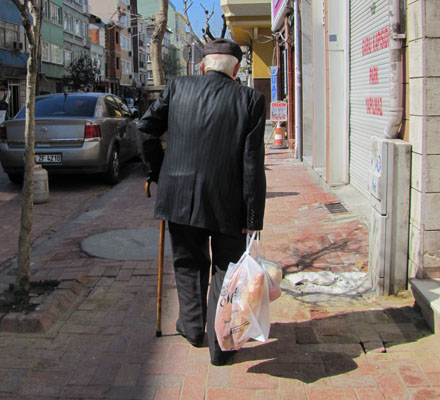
[63,0,91,85]
[40,0,65,93]
[0,0,28,120]
[88,0,133,96]
[89,14,107,92]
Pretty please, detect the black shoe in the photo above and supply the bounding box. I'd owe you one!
[211,350,237,366]
[176,324,204,348]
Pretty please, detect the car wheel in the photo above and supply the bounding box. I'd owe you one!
[8,173,23,185]
[104,145,120,185]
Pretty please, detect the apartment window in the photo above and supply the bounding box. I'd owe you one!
[146,53,151,63]
[122,60,131,74]
[115,31,119,44]
[75,19,81,36]
[0,21,19,50]
[43,0,50,19]
[121,35,130,51]
[50,3,62,25]
[116,57,120,70]
[41,41,50,62]
[64,14,74,32]
[119,14,129,27]
[64,49,72,66]
[51,43,63,64]
[42,41,63,64]
[93,56,101,70]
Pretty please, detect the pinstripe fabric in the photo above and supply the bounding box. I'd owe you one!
[138,70,266,236]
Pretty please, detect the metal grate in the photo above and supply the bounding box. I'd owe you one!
[324,202,348,214]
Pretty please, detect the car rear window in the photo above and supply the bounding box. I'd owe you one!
[15,96,98,118]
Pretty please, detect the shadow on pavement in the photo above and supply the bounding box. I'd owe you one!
[237,306,432,382]
[281,227,366,273]
[266,191,300,199]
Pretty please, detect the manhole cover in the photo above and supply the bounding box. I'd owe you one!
[81,228,172,261]
[324,202,348,214]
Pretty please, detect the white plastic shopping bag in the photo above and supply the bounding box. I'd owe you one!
[215,233,275,351]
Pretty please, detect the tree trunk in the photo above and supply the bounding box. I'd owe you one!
[150,0,168,86]
[14,1,42,294]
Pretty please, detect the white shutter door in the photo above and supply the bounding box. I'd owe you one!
[350,0,390,197]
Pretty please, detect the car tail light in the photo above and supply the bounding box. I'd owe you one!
[0,126,6,141]
[84,124,101,140]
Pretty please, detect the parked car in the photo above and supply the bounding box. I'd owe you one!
[0,92,140,184]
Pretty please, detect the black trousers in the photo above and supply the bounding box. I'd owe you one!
[168,221,246,361]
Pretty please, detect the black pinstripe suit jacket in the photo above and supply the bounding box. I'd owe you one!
[138,70,266,236]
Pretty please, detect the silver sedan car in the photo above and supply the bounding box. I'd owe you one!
[0,92,140,184]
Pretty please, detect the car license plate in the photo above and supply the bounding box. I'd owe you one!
[35,153,62,164]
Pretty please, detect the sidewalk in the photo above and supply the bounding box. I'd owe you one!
[0,131,439,399]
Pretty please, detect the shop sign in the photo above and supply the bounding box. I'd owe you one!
[271,101,288,121]
[272,0,289,31]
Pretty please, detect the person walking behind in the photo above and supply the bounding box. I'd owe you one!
[138,38,266,366]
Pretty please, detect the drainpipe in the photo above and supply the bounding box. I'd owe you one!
[385,0,405,138]
[284,15,295,150]
[293,0,303,160]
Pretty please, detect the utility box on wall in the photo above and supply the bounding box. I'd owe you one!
[369,137,412,295]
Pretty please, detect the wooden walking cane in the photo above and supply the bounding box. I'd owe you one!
[156,219,165,337]
[145,180,164,337]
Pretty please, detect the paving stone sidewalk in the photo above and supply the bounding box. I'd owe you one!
[0,129,439,399]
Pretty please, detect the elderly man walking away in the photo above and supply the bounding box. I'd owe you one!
[138,38,266,366]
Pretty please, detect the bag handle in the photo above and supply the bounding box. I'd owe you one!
[233,232,260,267]
[245,232,259,254]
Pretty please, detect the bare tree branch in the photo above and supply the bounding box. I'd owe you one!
[200,3,216,41]
[221,14,227,38]
[182,0,203,45]
[201,4,215,36]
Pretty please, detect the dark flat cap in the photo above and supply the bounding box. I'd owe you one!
[203,38,242,62]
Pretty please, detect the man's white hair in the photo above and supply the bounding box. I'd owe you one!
[203,54,239,77]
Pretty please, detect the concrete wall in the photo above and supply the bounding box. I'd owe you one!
[311,1,326,170]
[327,0,349,184]
[407,0,440,278]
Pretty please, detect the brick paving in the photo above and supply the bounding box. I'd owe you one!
[0,129,439,399]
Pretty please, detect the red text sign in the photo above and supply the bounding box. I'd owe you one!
[362,27,389,56]
[366,97,383,116]
[369,66,379,84]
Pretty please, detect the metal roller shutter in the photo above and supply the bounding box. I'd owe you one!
[350,0,390,197]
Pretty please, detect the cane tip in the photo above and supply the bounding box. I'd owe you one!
[156,330,162,337]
